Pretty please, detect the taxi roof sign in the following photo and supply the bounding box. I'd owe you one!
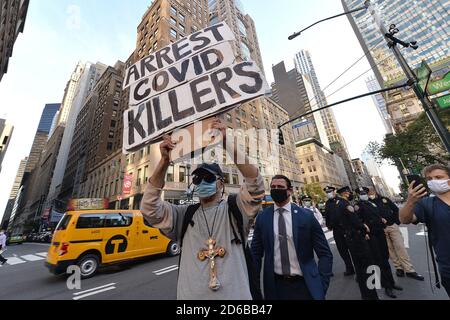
[67,198,109,211]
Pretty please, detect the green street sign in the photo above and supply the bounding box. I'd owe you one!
[416,60,431,97]
[435,94,450,109]
[428,72,450,95]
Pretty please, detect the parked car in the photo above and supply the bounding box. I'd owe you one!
[6,234,25,245]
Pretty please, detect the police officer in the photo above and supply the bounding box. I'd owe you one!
[324,186,355,276]
[335,186,378,300]
[368,188,424,281]
[355,187,403,298]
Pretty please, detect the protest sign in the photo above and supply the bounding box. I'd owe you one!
[123,60,269,153]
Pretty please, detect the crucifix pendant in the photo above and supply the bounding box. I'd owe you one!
[197,237,226,291]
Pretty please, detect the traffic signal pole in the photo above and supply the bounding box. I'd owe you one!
[376,22,450,153]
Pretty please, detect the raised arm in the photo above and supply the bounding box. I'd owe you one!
[400,181,427,224]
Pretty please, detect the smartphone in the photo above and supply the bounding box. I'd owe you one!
[406,174,428,191]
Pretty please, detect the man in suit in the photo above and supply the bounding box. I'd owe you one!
[251,175,333,300]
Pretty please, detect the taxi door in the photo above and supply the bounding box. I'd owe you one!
[101,212,137,263]
[136,213,169,256]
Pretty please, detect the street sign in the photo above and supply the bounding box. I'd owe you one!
[428,72,450,95]
[435,94,450,109]
[416,60,431,97]
[292,119,312,129]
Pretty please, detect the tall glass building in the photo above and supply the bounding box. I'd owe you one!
[342,0,450,87]
[37,103,60,133]
[366,75,394,133]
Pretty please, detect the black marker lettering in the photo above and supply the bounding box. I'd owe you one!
[172,38,192,61]
[168,59,190,83]
[233,62,263,94]
[190,75,216,112]
[210,67,240,103]
[125,65,140,88]
[127,104,146,145]
[169,89,195,121]
[190,31,211,52]
[201,48,224,71]
[152,96,172,130]
[155,47,174,69]
[140,55,157,79]
[151,71,169,92]
[133,78,151,102]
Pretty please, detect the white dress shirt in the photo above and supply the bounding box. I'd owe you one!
[273,202,303,276]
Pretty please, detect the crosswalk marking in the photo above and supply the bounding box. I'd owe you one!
[35,252,48,257]
[5,257,26,265]
[21,254,45,261]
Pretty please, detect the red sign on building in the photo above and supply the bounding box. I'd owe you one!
[123,174,133,195]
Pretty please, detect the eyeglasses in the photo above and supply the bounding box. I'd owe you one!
[192,173,218,185]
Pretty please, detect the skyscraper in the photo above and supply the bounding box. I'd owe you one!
[0,118,14,173]
[47,61,107,203]
[0,0,29,82]
[25,103,60,173]
[366,75,394,133]
[342,0,450,132]
[342,0,450,87]
[295,50,349,148]
[1,158,27,229]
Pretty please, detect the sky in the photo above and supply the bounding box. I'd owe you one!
[0,0,402,221]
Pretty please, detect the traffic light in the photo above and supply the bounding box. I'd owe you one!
[278,129,285,145]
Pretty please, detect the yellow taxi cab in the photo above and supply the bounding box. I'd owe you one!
[45,208,179,279]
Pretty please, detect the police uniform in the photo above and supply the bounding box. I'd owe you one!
[355,188,400,298]
[335,186,378,300]
[370,195,423,280]
[323,186,354,275]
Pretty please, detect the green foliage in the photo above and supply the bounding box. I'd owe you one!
[366,110,450,172]
[303,183,327,203]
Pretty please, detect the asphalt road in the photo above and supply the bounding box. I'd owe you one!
[0,224,447,300]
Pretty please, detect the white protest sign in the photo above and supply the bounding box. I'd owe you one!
[123,22,236,89]
[123,61,269,153]
[129,41,236,106]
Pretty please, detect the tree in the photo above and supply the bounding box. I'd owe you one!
[367,110,450,174]
[304,183,327,204]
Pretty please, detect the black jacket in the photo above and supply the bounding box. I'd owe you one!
[369,197,400,226]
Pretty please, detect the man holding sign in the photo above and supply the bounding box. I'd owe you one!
[140,118,265,300]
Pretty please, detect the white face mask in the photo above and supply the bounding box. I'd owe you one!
[304,201,312,207]
[326,192,334,199]
[359,195,369,201]
[427,179,450,194]
[369,195,376,200]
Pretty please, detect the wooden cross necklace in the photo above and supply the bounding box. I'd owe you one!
[197,201,227,291]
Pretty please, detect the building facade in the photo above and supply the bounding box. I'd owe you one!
[0,0,29,82]
[352,158,376,189]
[366,75,394,133]
[0,119,13,173]
[1,157,27,229]
[296,138,348,191]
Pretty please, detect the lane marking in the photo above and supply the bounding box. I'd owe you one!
[72,286,116,300]
[73,283,117,296]
[154,266,179,275]
[399,227,410,248]
[5,257,26,265]
[21,254,45,261]
[153,265,178,274]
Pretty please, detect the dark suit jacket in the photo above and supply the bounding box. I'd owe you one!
[251,203,333,300]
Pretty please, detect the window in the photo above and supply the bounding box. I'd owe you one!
[179,166,186,183]
[170,5,177,15]
[232,174,239,185]
[107,142,113,151]
[170,28,177,38]
[224,173,230,184]
[179,12,185,22]
[240,42,251,61]
[236,118,241,127]
[226,113,232,122]
[144,165,149,183]
[109,131,114,138]
[56,215,72,231]
[104,213,133,228]
[137,169,142,186]
[179,23,185,33]
[76,214,106,229]
[110,120,116,127]
[170,17,177,25]
[167,165,174,182]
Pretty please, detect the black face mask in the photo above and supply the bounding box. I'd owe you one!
[271,189,289,203]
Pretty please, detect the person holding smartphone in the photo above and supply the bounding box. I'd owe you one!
[400,164,450,298]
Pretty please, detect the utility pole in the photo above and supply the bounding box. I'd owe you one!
[371,8,450,153]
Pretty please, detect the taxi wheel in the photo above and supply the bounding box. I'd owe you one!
[167,241,181,256]
[77,254,99,279]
